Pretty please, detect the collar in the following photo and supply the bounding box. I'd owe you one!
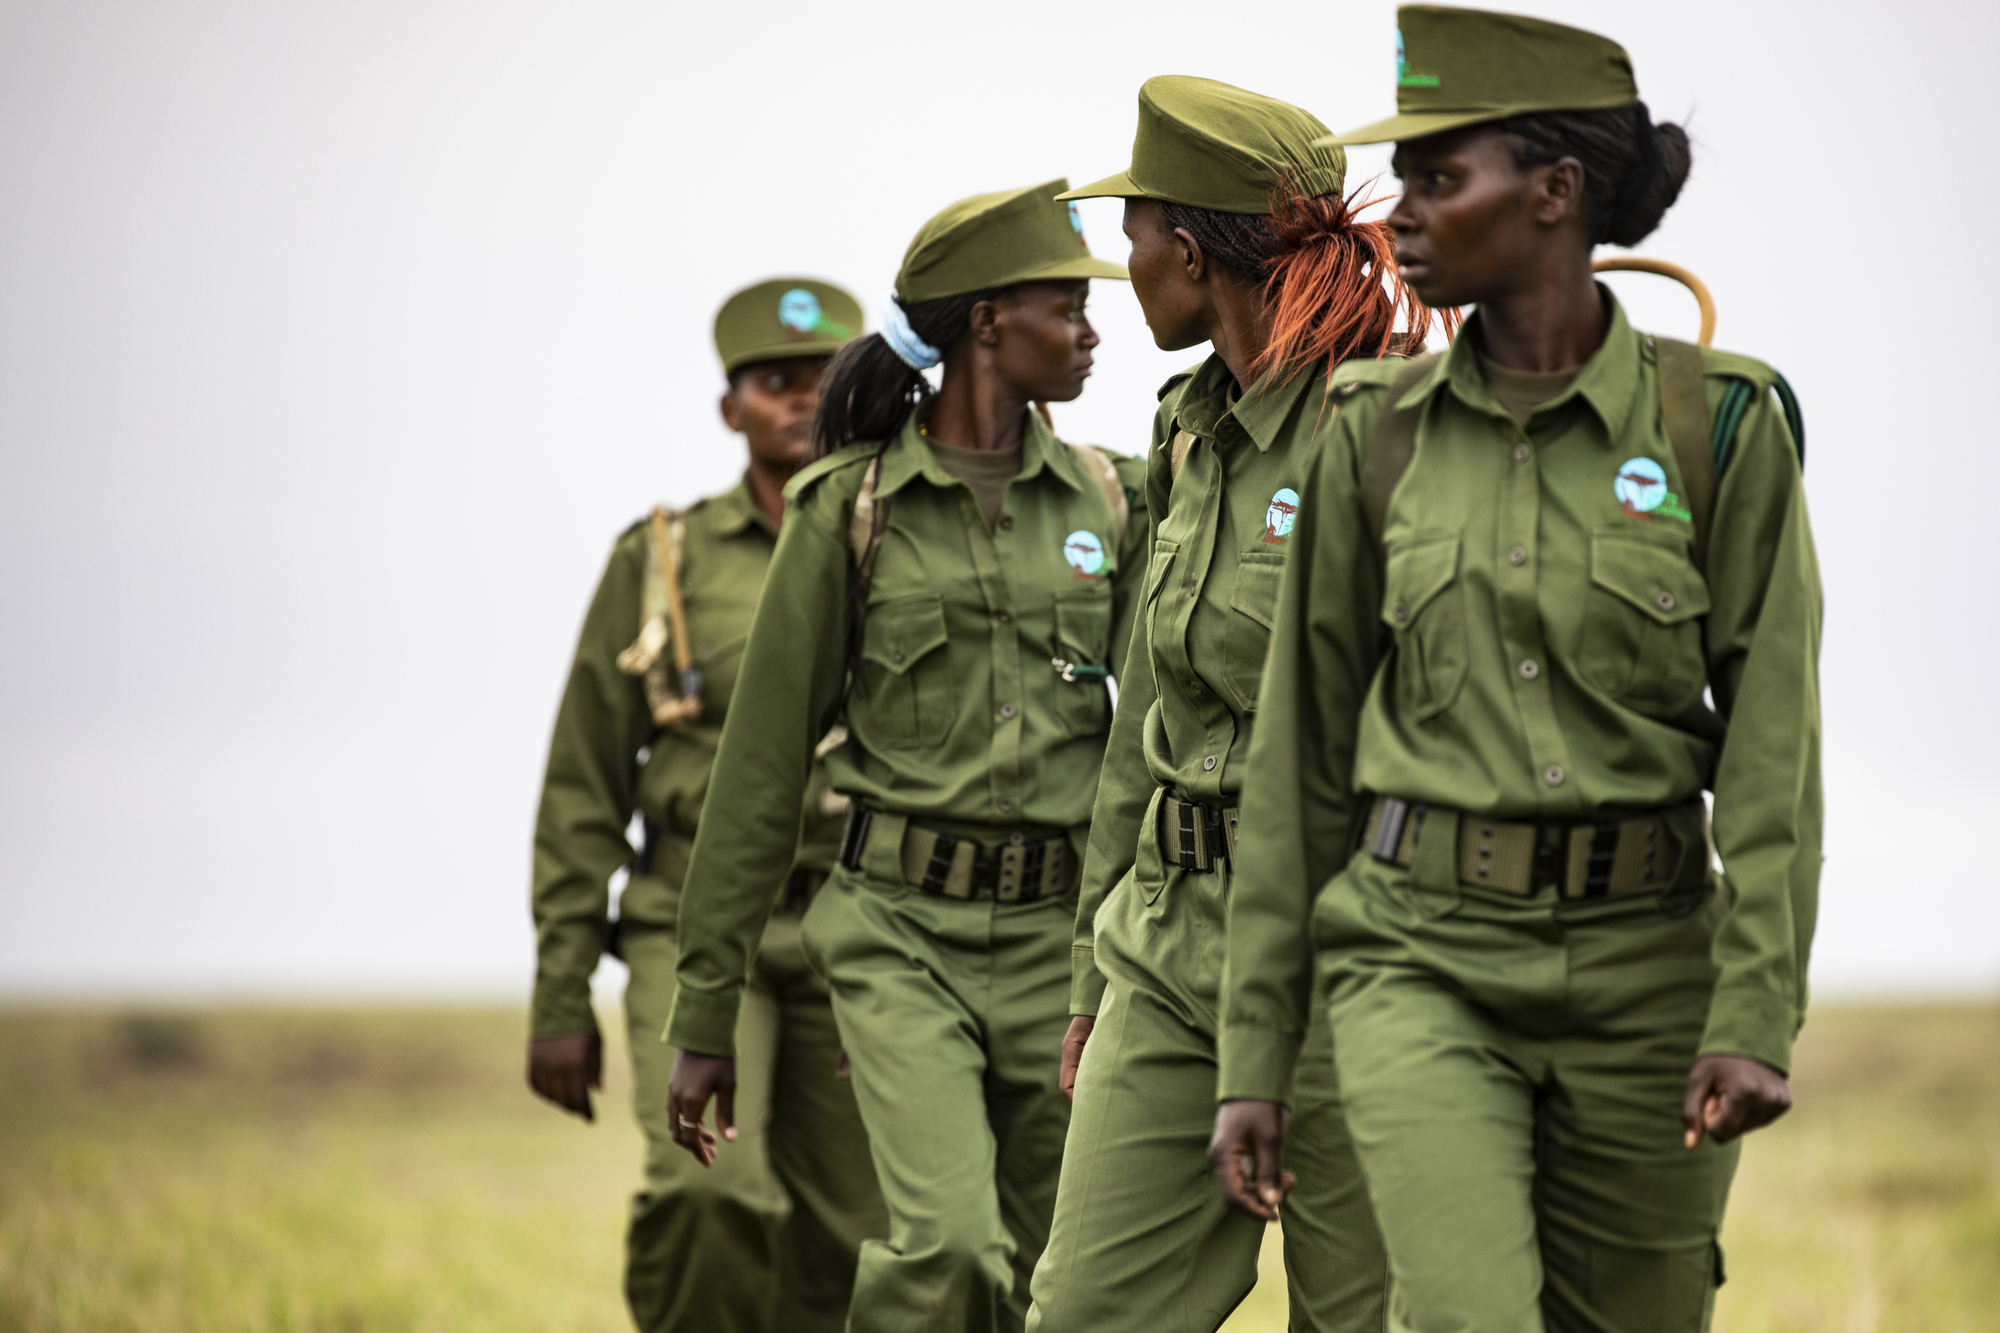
[872,402,1083,500]
[711,473,774,537]
[1406,287,1644,445]
[1170,352,1319,454]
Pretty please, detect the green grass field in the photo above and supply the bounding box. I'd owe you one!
[0,1002,1993,1332]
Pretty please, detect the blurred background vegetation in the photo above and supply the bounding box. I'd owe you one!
[0,1002,1993,1332]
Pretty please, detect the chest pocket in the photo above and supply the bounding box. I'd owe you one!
[1578,531,1711,716]
[859,592,956,750]
[1223,551,1284,712]
[1052,590,1113,736]
[1381,532,1468,722]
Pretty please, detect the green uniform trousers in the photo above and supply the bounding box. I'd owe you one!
[1028,864,1389,1333]
[1315,850,1739,1333]
[799,860,1075,1333]
[623,892,888,1333]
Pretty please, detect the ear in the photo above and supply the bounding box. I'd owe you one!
[968,297,1003,348]
[719,387,743,433]
[1172,227,1208,284]
[1534,157,1587,229]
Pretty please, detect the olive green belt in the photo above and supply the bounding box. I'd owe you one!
[838,805,1071,902]
[1362,796,1693,899]
[1158,793,1240,873]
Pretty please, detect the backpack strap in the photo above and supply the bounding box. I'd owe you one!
[845,447,893,681]
[1655,337,1717,574]
[1068,442,1130,551]
[615,507,702,726]
[1359,355,1441,547]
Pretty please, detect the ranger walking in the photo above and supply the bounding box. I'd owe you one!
[1215,9,1819,1330]
[663,182,1147,1333]
[527,278,887,1333]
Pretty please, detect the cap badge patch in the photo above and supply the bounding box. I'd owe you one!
[1067,202,1086,247]
[778,288,822,334]
[1263,487,1300,544]
[1396,29,1440,89]
[1063,530,1106,579]
[1615,457,1692,524]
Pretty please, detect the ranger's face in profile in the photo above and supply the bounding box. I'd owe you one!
[721,355,829,471]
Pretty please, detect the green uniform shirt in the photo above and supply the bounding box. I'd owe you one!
[666,408,1151,1057]
[1071,355,1320,1015]
[529,476,845,1039]
[1220,296,1823,1102]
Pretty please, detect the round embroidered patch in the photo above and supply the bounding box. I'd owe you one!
[1266,487,1301,540]
[778,288,822,335]
[1063,530,1106,576]
[1614,457,1668,512]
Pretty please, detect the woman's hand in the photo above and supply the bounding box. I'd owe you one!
[667,1049,739,1166]
[1681,1055,1791,1148]
[1059,1016,1095,1102]
[1209,1098,1296,1221]
[526,1031,602,1122]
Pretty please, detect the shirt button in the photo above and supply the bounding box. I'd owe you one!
[1655,591,1676,612]
[1202,755,1218,771]
[1508,546,1528,566]
[1518,658,1539,680]
[1393,602,1410,624]
[998,514,1014,530]
[1513,443,1531,463]
[1543,765,1566,787]
[999,703,1016,720]
[995,610,1011,624]
[998,797,1014,813]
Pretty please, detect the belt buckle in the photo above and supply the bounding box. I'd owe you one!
[920,832,961,897]
[838,806,873,872]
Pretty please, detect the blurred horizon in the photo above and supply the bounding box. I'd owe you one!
[3,0,1997,1003]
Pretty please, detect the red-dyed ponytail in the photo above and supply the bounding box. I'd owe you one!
[1250,185,1458,384]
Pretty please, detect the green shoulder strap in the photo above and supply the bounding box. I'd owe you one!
[1656,337,1808,574]
[1359,355,1441,547]
[1654,337,1717,572]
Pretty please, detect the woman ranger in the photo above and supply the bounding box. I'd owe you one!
[1216,8,1819,1330]
[663,182,1148,1332]
[527,278,887,1333]
[1026,78,1441,1333]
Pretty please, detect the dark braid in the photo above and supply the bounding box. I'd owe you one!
[1494,101,1693,247]
[1157,201,1278,280]
[808,288,995,460]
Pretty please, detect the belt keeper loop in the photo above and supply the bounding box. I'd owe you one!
[1369,798,1409,864]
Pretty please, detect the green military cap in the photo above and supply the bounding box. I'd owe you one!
[1058,76,1345,214]
[894,179,1128,304]
[712,277,863,374]
[1323,5,1637,146]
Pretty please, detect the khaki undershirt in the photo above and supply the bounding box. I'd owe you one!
[926,437,1022,530]
[1478,352,1581,425]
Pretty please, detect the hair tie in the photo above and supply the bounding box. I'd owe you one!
[879,295,941,371]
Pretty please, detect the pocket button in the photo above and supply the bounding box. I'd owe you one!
[1508,546,1528,566]
[1518,658,1540,680]
[1393,602,1410,624]
[1543,765,1566,787]
[1655,590,1676,612]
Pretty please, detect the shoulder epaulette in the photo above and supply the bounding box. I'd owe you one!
[1329,355,1413,392]
[1155,362,1204,403]
[784,441,879,505]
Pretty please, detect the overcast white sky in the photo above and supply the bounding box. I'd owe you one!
[1,0,1994,1002]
